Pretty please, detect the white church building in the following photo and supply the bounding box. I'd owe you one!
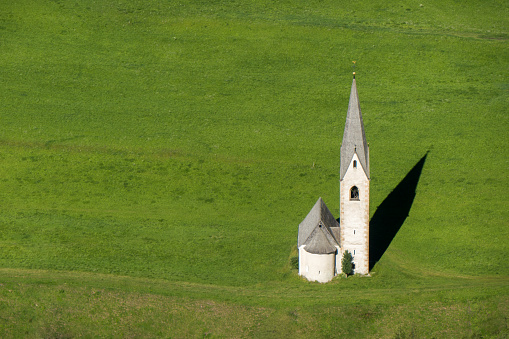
[298,74,370,282]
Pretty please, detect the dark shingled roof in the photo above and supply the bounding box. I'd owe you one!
[298,198,340,254]
[303,224,338,254]
[340,78,369,180]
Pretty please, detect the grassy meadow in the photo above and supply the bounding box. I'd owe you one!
[0,0,508,337]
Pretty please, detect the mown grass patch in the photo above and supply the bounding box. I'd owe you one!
[0,268,507,337]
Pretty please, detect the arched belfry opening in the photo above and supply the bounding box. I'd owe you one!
[350,186,359,200]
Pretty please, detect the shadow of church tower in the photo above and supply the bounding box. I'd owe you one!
[369,152,428,270]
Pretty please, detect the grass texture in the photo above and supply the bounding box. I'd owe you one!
[0,0,508,337]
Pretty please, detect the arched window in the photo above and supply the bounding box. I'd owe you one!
[350,186,359,200]
[353,160,357,168]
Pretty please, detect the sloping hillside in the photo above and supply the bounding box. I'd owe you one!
[0,0,507,337]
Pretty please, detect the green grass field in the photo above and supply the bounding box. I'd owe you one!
[0,0,508,337]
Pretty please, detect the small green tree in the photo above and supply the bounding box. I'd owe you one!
[341,250,353,276]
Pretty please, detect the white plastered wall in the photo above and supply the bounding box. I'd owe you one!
[340,152,370,274]
[334,245,341,275]
[298,246,336,283]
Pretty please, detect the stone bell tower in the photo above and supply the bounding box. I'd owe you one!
[339,72,370,275]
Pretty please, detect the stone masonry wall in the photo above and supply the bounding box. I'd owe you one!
[340,152,370,274]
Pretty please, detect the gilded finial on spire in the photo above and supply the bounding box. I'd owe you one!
[352,61,356,79]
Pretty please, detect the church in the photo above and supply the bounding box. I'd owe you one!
[298,73,370,283]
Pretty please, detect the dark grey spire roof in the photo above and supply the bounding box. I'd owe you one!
[340,77,369,180]
[298,198,340,254]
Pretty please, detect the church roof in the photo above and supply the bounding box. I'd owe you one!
[303,225,338,254]
[340,77,369,180]
[298,198,340,254]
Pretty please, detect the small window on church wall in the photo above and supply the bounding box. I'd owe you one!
[354,230,356,235]
[353,160,357,168]
[354,250,356,255]
[350,186,359,200]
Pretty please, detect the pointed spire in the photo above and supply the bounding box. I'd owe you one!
[340,75,369,179]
